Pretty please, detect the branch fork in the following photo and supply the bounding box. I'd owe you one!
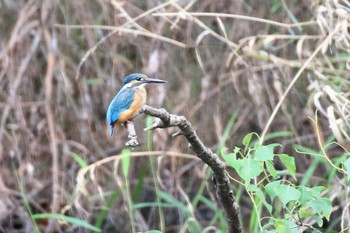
[124,105,241,233]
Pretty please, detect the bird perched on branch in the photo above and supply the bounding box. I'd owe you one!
[107,73,166,136]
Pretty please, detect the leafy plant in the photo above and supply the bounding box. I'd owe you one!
[221,133,334,232]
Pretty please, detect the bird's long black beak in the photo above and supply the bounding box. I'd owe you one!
[143,78,167,84]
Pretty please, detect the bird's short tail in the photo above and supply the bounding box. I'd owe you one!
[109,124,114,136]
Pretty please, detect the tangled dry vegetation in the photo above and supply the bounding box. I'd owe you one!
[0,0,349,232]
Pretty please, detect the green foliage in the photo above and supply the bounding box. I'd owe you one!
[32,213,101,232]
[254,144,278,161]
[84,77,103,86]
[216,110,239,154]
[68,151,87,168]
[274,185,300,206]
[221,132,335,232]
[146,116,165,232]
[247,184,272,213]
[121,149,131,177]
[95,189,122,229]
[278,154,296,180]
[281,0,303,32]
[270,0,282,13]
[121,149,136,232]
[345,157,350,183]
[157,191,202,233]
[15,170,40,233]
[274,219,298,233]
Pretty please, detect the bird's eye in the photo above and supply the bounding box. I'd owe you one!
[136,78,142,81]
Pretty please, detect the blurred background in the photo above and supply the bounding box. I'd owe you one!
[0,0,349,232]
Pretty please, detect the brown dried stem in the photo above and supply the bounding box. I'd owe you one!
[43,29,59,232]
[139,105,241,233]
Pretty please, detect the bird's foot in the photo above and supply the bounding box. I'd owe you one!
[125,137,139,148]
[125,120,139,148]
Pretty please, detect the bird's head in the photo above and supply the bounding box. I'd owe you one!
[122,73,166,87]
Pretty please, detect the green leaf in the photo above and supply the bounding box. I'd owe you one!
[134,167,147,202]
[146,116,153,150]
[308,198,332,220]
[293,144,323,186]
[199,196,221,211]
[220,147,229,156]
[133,202,176,209]
[284,1,303,32]
[260,231,274,233]
[312,214,323,227]
[221,147,244,173]
[32,213,101,232]
[187,217,202,233]
[276,223,291,233]
[298,207,313,218]
[266,161,277,178]
[298,186,326,206]
[298,187,313,205]
[265,180,280,201]
[247,184,272,213]
[15,170,40,233]
[274,219,298,233]
[345,157,350,183]
[158,191,189,216]
[233,147,240,155]
[68,152,87,168]
[95,189,121,229]
[263,131,293,141]
[239,158,263,183]
[121,149,131,178]
[275,185,301,206]
[242,132,256,153]
[278,154,296,180]
[293,144,320,155]
[84,77,103,86]
[310,186,326,197]
[333,52,350,58]
[216,110,239,154]
[271,0,282,13]
[243,132,254,146]
[254,143,280,161]
[222,151,243,172]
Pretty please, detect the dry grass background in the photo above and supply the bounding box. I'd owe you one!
[0,0,349,232]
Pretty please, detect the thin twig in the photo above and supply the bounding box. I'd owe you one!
[69,0,180,80]
[0,30,41,156]
[153,12,317,28]
[43,29,59,232]
[54,24,186,49]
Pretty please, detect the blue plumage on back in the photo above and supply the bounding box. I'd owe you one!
[106,87,136,136]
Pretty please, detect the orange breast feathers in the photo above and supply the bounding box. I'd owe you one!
[116,86,147,124]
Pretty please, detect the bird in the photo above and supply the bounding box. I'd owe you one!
[106,73,166,136]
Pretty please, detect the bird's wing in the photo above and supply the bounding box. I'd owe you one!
[106,88,135,125]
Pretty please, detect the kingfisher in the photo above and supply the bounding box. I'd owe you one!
[106,73,166,136]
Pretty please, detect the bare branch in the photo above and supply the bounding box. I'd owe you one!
[140,105,241,233]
